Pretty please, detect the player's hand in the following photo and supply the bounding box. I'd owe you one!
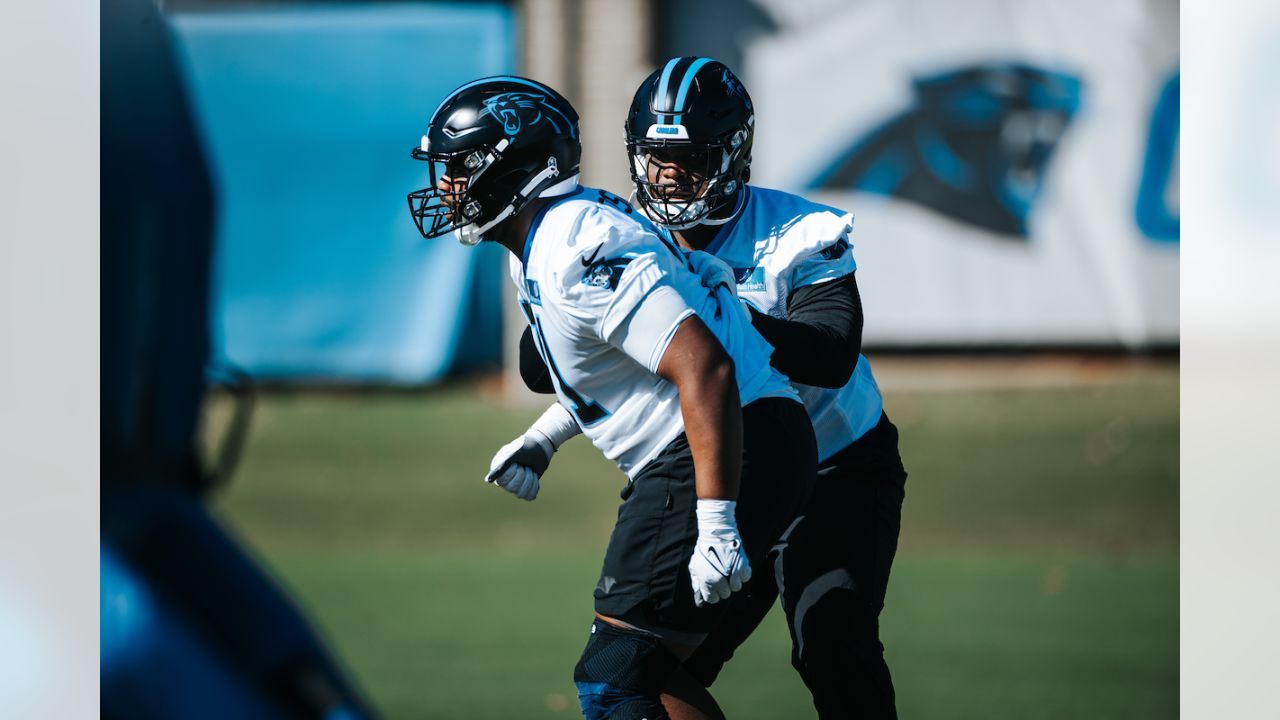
[485,430,554,501]
[484,403,581,501]
[687,251,737,296]
[689,499,752,606]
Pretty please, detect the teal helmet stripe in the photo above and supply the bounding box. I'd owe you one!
[433,76,577,138]
[654,56,684,122]
[672,57,714,125]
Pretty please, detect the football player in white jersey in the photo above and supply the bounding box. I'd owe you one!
[496,59,909,719]
[408,76,817,720]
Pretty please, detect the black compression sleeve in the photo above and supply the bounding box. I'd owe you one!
[519,326,556,394]
[748,272,863,388]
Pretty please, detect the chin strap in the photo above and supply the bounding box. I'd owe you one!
[457,158,576,246]
[698,181,744,226]
[633,181,744,231]
[537,174,581,198]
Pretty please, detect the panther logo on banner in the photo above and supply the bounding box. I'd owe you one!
[808,63,1082,239]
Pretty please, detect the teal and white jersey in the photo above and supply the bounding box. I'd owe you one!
[509,181,798,478]
[698,185,884,462]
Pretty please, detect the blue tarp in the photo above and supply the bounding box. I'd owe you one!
[170,4,512,384]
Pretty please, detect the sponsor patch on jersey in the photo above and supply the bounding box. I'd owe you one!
[581,257,633,291]
[733,266,765,293]
[525,278,542,305]
[819,237,850,261]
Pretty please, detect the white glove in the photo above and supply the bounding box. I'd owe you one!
[485,402,581,501]
[688,499,752,606]
[686,250,738,296]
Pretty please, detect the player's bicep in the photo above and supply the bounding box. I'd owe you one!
[611,284,695,372]
[599,250,700,371]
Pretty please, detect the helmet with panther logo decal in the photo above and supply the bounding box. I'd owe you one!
[409,76,581,245]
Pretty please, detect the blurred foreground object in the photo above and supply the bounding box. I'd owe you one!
[100,0,375,716]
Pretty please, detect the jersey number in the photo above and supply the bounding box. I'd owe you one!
[520,302,609,426]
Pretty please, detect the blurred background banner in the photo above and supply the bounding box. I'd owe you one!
[738,0,1180,349]
[167,0,1177,387]
[170,3,512,384]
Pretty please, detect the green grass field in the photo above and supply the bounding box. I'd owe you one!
[207,363,1178,719]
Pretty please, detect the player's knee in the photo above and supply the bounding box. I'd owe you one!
[679,653,726,690]
[573,620,676,720]
[662,662,726,720]
[789,569,882,664]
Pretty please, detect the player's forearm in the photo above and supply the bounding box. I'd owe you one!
[749,273,863,388]
[678,360,742,501]
[750,310,857,387]
[655,318,743,501]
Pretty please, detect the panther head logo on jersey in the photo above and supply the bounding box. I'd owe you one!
[808,63,1082,239]
[582,257,634,291]
[480,92,564,137]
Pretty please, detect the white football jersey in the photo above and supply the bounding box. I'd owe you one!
[509,182,798,478]
[699,185,885,462]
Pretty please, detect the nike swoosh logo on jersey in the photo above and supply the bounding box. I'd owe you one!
[580,245,603,267]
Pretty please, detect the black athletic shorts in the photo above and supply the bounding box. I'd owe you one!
[681,410,908,688]
[592,396,817,645]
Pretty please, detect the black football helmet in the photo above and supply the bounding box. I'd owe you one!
[409,76,581,245]
[625,57,754,229]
